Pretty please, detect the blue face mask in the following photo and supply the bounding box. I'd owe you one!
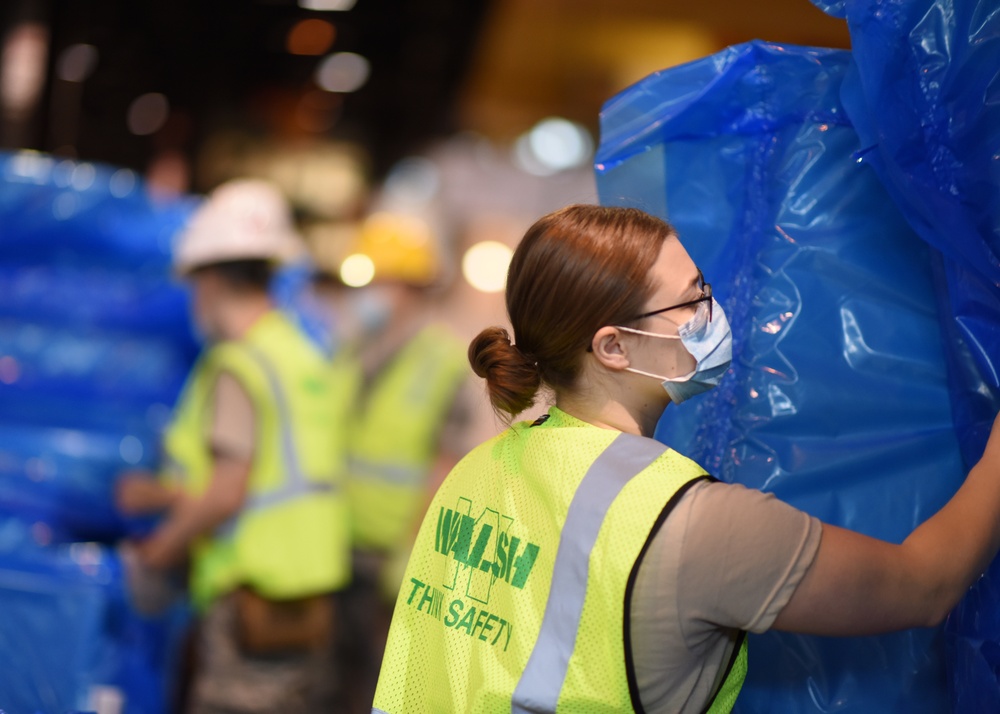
[616,298,732,404]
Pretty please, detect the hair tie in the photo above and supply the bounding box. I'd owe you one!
[512,343,539,370]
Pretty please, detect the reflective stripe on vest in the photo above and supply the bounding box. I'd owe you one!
[216,343,334,538]
[347,456,424,488]
[168,310,351,608]
[511,432,667,714]
[346,323,469,552]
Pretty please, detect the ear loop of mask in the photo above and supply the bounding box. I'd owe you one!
[613,325,697,383]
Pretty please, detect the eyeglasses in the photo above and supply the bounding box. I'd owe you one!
[631,268,713,323]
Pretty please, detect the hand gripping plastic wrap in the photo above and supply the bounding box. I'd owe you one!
[803,0,1000,710]
[596,41,966,712]
[0,151,200,542]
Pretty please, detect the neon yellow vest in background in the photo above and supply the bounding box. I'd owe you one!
[162,310,353,610]
[373,407,747,714]
[347,322,469,553]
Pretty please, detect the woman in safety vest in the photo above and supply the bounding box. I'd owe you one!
[373,204,1000,714]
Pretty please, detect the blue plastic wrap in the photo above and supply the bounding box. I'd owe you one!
[0,152,197,711]
[0,154,339,711]
[817,0,1000,457]
[0,152,200,541]
[805,0,1000,709]
[0,518,189,714]
[596,41,963,713]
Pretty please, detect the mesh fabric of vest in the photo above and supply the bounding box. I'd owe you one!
[374,407,744,713]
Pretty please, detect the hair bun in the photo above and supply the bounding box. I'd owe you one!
[468,326,541,420]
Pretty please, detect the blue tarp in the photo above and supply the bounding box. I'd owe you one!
[596,34,995,712]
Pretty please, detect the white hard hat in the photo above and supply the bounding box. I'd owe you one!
[173,178,306,275]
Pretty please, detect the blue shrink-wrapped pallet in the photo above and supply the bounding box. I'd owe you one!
[0,151,201,542]
[0,518,189,714]
[0,152,200,713]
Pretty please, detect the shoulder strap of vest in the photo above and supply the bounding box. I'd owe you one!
[623,473,714,712]
[511,432,669,714]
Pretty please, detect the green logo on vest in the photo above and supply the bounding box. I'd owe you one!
[433,497,540,604]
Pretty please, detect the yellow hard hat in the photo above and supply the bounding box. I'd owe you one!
[173,178,305,275]
[341,211,439,287]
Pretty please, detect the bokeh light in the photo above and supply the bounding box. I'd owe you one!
[340,252,376,287]
[56,43,98,83]
[299,0,357,9]
[513,116,593,176]
[315,52,370,93]
[286,19,336,56]
[462,240,512,293]
[126,92,169,135]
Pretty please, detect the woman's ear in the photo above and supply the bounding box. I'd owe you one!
[590,326,631,371]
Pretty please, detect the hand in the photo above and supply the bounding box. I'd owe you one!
[133,534,174,571]
[115,472,177,515]
[131,490,198,571]
[989,411,1000,444]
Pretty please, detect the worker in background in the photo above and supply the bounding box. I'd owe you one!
[312,210,478,714]
[115,178,353,714]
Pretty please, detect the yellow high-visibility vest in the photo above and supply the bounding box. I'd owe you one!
[346,322,469,553]
[162,310,353,610]
[373,406,747,713]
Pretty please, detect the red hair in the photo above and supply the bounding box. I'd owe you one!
[469,204,675,420]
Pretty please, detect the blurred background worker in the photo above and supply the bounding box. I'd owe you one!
[115,178,353,714]
[312,208,478,714]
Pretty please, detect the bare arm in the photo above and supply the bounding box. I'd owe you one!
[136,454,251,570]
[774,413,1000,636]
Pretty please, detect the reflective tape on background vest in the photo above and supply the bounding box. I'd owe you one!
[217,344,334,538]
[347,456,425,488]
[510,432,669,714]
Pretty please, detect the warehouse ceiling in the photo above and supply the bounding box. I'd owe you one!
[1,0,849,188]
[6,0,493,180]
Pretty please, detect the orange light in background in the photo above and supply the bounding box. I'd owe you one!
[146,148,191,197]
[287,18,336,56]
[295,89,342,133]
